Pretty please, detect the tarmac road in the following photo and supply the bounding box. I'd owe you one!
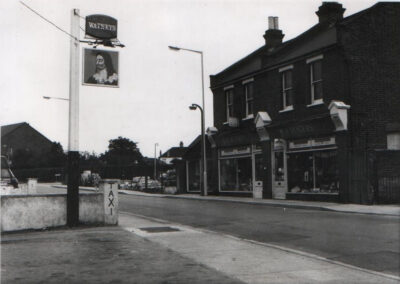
[119,193,400,277]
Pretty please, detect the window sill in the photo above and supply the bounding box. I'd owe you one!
[307,100,324,107]
[242,114,254,121]
[279,106,293,113]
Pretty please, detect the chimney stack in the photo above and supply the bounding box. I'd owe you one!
[264,16,284,48]
[179,141,184,148]
[316,2,345,24]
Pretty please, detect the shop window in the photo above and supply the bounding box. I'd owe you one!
[225,88,234,121]
[244,82,254,118]
[281,69,293,111]
[220,157,252,191]
[308,55,323,105]
[387,132,400,150]
[188,160,200,192]
[287,150,339,193]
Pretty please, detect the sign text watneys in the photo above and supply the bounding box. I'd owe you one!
[85,14,117,39]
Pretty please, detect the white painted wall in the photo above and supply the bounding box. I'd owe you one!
[1,192,108,232]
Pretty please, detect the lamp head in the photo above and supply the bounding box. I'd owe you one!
[168,45,180,51]
[189,104,197,110]
[43,96,50,100]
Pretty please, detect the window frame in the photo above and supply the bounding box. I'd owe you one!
[279,65,294,112]
[307,55,324,106]
[242,78,254,119]
[224,86,234,122]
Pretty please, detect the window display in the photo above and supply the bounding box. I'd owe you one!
[220,157,252,191]
[287,150,338,193]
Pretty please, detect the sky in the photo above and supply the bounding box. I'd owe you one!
[0,0,383,157]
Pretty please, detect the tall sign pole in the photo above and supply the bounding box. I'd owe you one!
[67,9,80,227]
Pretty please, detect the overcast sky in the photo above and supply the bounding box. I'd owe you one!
[0,0,384,157]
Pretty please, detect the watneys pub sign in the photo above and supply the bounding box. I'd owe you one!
[85,14,117,39]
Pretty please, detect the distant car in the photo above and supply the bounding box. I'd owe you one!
[1,156,19,188]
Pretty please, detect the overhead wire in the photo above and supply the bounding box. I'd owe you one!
[19,1,80,41]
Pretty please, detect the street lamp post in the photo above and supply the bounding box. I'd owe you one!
[154,143,158,180]
[189,104,207,196]
[169,45,207,196]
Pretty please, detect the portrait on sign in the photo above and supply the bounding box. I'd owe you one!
[83,48,119,87]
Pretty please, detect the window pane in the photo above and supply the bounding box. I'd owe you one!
[287,152,313,191]
[285,70,292,88]
[237,157,252,191]
[313,82,323,100]
[286,89,294,106]
[220,159,237,191]
[247,101,253,116]
[314,151,339,193]
[312,61,322,81]
[387,133,400,150]
[246,83,254,99]
[228,105,234,117]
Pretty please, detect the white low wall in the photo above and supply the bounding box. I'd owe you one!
[1,192,106,232]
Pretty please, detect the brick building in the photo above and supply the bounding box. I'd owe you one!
[1,122,54,164]
[206,2,400,204]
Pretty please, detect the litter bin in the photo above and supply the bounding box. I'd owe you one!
[253,181,263,199]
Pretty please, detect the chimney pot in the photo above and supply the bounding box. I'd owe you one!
[264,16,284,47]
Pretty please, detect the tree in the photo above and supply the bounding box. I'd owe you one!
[101,136,144,167]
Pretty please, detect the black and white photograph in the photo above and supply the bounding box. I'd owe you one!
[1,0,399,283]
[83,48,119,87]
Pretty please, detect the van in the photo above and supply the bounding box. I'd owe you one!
[1,156,19,188]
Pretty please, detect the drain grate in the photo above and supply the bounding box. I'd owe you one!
[139,226,180,233]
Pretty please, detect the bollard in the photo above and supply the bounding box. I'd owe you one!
[99,179,119,225]
[27,178,38,194]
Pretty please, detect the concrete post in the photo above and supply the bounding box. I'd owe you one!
[27,178,37,194]
[67,8,81,227]
[100,179,119,225]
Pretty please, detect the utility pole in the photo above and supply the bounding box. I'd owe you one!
[67,8,80,227]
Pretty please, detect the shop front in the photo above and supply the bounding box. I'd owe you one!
[270,136,340,202]
[218,145,264,197]
[286,137,339,199]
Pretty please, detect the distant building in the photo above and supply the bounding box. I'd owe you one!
[1,122,54,164]
[184,2,399,204]
[160,142,188,165]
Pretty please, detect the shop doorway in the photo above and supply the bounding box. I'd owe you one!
[272,139,287,199]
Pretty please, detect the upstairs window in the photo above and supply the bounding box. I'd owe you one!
[307,55,323,105]
[387,132,400,150]
[243,79,254,118]
[225,88,234,121]
[280,65,294,111]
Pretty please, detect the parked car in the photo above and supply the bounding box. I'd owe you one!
[1,156,18,188]
[132,176,161,191]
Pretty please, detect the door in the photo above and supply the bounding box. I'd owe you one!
[272,140,287,199]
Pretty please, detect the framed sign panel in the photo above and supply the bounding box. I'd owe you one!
[82,48,119,88]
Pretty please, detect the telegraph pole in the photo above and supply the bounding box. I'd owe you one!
[67,8,80,227]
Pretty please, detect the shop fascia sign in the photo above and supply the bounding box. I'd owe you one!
[85,14,117,39]
[289,137,335,149]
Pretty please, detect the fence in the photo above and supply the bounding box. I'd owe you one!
[374,150,400,204]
